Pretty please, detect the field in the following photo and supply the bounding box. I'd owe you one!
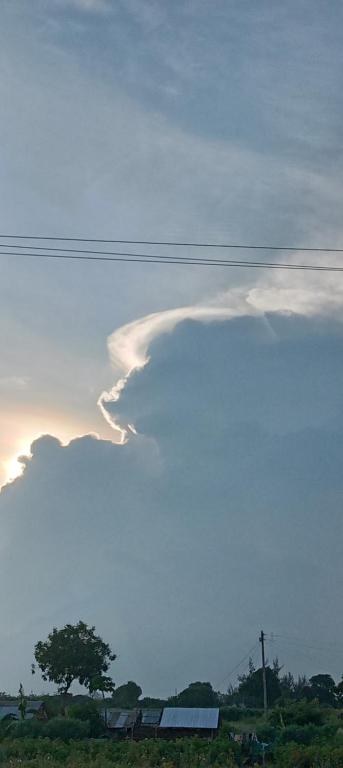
[1,710,343,768]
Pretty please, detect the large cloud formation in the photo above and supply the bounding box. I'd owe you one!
[98,258,343,441]
[1,302,343,695]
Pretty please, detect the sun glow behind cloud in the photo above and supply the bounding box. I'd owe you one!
[3,253,343,490]
[0,408,109,489]
[3,440,32,484]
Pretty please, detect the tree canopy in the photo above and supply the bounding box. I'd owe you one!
[34,621,116,694]
[111,681,142,708]
[237,663,281,707]
[169,682,219,707]
[308,674,336,706]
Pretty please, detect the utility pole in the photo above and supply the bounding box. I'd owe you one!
[259,630,268,715]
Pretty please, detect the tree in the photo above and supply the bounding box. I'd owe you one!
[279,672,295,700]
[34,621,116,694]
[293,675,309,701]
[308,674,336,706]
[111,681,142,708]
[67,701,105,737]
[169,682,218,708]
[335,676,343,706]
[88,673,115,698]
[238,665,281,707]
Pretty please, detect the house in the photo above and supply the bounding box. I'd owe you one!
[158,707,219,739]
[102,706,220,740]
[0,700,47,722]
[103,708,139,738]
[135,709,162,738]
[0,706,20,722]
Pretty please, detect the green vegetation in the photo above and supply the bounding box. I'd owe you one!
[1,622,343,766]
[0,734,240,768]
[0,699,342,767]
[111,681,142,708]
[33,622,116,695]
[0,726,343,767]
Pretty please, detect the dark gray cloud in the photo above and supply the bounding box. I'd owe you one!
[1,314,343,695]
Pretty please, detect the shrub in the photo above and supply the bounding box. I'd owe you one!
[274,743,343,768]
[255,724,277,743]
[7,719,45,739]
[44,716,90,739]
[67,701,104,737]
[276,723,338,746]
[220,706,262,721]
[269,699,324,727]
[6,716,89,741]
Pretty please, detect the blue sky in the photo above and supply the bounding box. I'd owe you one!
[1,0,343,695]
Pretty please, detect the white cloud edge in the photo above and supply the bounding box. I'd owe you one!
[98,258,343,441]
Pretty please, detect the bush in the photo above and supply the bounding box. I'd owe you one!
[7,716,90,740]
[255,724,277,743]
[220,706,262,721]
[44,716,90,739]
[274,743,343,768]
[269,700,324,727]
[67,701,104,737]
[276,723,338,746]
[7,719,45,739]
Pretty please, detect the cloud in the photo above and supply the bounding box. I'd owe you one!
[98,292,258,439]
[2,314,343,694]
[98,253,343,441]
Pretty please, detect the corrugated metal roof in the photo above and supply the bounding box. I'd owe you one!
[159,708,219,730]
[105,709,138,729]
[0,706,19,720]
[0,700,43,711]
[141,709,162,726]
[26,701,44,711]
[0,706,35,721]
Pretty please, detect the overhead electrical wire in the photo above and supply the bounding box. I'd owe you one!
[270,634,343,655]
[2,246,343,272]
[1,232,343,253]
[217,642,259,690]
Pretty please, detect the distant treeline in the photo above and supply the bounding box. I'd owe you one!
[6,620,342,711]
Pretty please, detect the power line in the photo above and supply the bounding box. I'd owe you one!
[271,633,343,655]
[1,233,343,253]
[218,642,259,690]
[0,241,285,265]
[1,241,343,270]
[2,248,343,272]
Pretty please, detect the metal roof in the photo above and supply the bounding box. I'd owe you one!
[159,708,219,730]
[0,700,43,710]
[141,709,162,726]
[0,706,35,721]
[26,701,44,711]
[0,706,19,720]
[105,709,138,729]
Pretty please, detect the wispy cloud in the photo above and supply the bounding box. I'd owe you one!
[98,253,343,441]
[97,293,256,440]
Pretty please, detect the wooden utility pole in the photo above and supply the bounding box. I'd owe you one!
[259,630,268,715]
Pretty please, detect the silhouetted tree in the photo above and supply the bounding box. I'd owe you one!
[238,666,281,707]
[34,621,116,694]
[308,674,336,706]
[169,682,218,707]
[111,681,142,708]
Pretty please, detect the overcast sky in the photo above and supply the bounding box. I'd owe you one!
[1,0,343,697]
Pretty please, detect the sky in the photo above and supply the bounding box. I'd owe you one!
[1,0,343,697]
